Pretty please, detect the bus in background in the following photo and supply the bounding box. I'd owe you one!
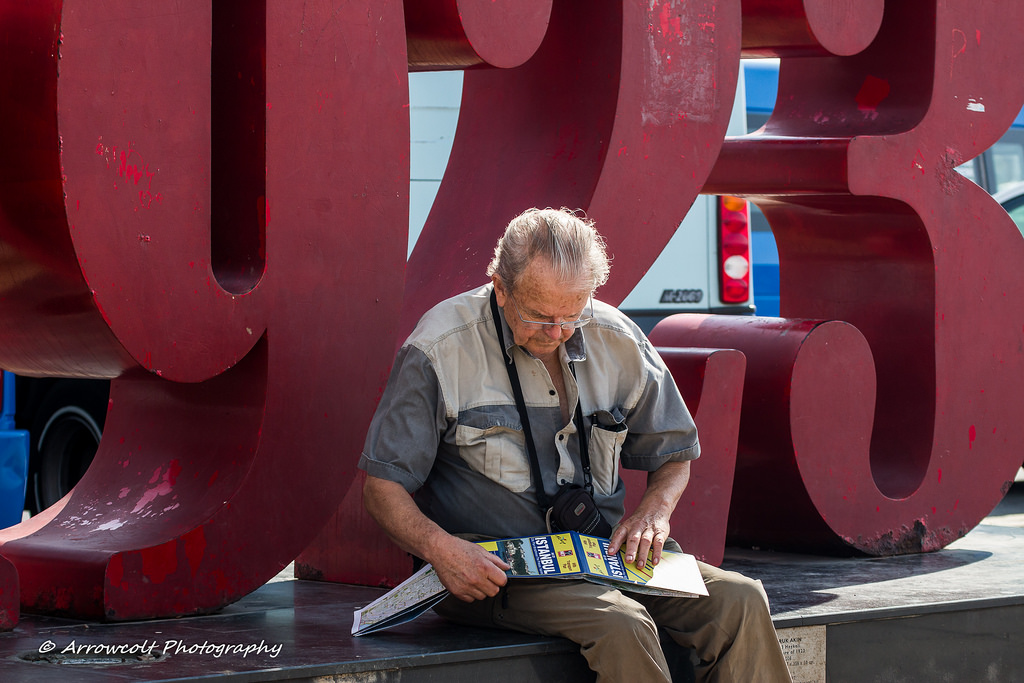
[411,69,755,335]
[617,62,754,330]
[742,58,1024,317]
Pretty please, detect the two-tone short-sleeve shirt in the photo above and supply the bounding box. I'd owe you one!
[358,283,699,539]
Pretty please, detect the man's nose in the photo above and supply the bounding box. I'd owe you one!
[545,324,565,340]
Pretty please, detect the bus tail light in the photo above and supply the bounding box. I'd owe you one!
[718,195,751,304]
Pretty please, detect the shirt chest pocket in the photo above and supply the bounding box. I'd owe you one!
[455,409,531,493]
[588,409,628,496]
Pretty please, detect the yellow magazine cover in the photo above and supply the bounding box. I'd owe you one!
[483,531,706,598]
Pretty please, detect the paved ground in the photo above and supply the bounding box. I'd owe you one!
[986,468,1024,526]
[2,471,1022,681]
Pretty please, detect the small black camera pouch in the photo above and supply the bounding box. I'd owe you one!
[546,483,614,537]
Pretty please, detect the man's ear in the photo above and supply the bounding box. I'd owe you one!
[492,275,508,306]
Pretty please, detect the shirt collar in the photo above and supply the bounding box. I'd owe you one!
[565,325,587,363]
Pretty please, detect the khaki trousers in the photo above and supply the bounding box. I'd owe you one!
[435,557,793,683]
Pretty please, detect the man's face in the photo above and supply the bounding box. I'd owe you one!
[492,259,592,362]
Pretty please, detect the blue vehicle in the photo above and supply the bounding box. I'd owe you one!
[742,60,781,317]
[9,376,108,515]
[741,59,1024,317]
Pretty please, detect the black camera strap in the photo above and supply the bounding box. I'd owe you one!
[489,290,595,514]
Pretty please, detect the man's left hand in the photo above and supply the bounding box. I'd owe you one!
[607,509,671,569]
[606,460,691,568]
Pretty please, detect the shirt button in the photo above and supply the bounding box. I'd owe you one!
[558,434,565,441]
[549,390,556,396]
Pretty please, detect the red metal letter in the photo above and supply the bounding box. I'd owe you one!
[0,0,409,619]
[702,1,1024,553]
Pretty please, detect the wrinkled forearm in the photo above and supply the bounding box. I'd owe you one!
[362,474,509,601]
[643,459,690,516]
[362,474,449,561]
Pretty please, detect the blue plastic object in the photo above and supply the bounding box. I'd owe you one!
[0,371,29,528]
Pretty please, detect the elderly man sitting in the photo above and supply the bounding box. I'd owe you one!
[359,207,792,682]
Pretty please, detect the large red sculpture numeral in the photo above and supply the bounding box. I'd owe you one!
[700,1,1024,554]
[0,0,409,619]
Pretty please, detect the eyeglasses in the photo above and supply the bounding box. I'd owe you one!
[507,293,594,330]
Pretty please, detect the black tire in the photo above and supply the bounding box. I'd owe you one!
[28,379,109,513]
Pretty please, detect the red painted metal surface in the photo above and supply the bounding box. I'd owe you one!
[625,347,745,567]
[741,0,884,58]
[0,554,15,630]
[703,1,1024,554]
[0,0,408,619]
[406,0,553,70]
[651,315,877,553]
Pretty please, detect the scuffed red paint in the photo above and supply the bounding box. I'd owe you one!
[141,542,178,585]
[54,585,74,611]
[0,557,18,631]
[107,553,124,588]
[183,527,207,577]
[657,1,682,39]
[94,140,162,209]
[167,459,182,484]
[210,569,231,593]
[132,459,182,514]
[951,28,967,64]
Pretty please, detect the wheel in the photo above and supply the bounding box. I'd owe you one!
[28,379,109,513]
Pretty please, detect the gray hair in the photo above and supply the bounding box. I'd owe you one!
[486,208,611,294]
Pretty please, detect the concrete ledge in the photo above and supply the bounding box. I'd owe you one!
[1,519,1022,682]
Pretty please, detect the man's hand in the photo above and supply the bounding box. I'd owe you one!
[606,460,690,569]
[362,475,509,601]
[427,535,509,602]
[607,508,672,570]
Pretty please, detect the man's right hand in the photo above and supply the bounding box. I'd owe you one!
[362,475,509,602]
[427,535,509,602]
